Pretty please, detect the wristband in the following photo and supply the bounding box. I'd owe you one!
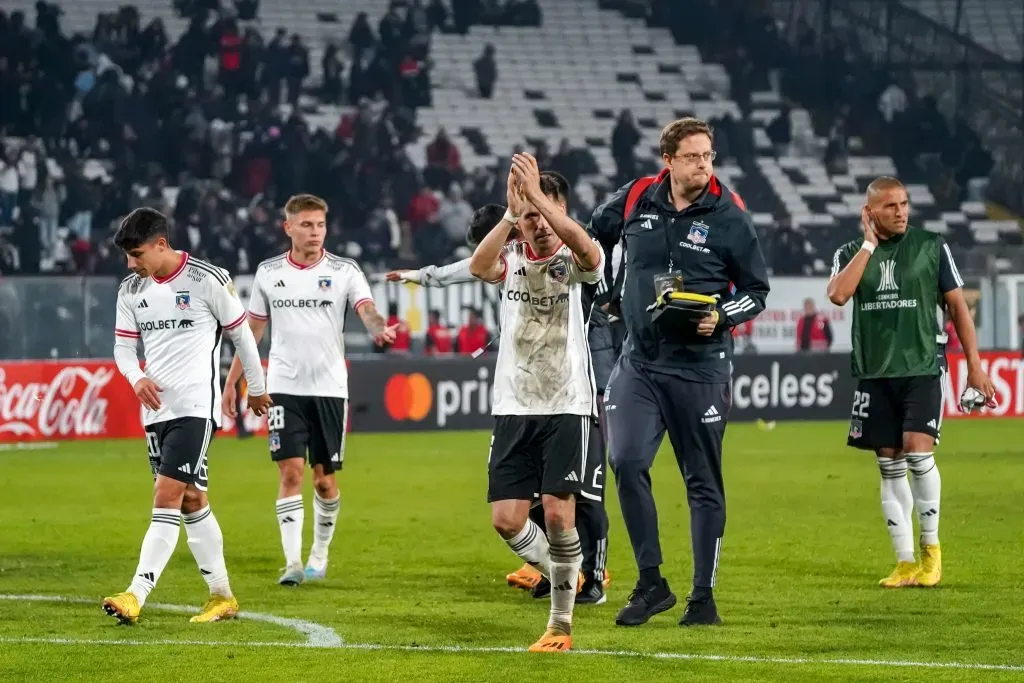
[502,209,520,225]
[861,241,876,255]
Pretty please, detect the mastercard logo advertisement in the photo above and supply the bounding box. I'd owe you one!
[384,373,433,421]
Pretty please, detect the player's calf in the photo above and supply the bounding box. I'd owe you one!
[306,472,340,579]
[276,458,306,583]
[182,492,234,602]
[493,499,551,578]
[541,495,582,637]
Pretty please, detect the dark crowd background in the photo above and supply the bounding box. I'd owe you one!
[0,0,1018,285]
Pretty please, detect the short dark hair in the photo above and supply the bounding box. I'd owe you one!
[466,203,508,247]
[387,302,399,317]
[113,208,170,251]
[539,171,570,205]
[659,117,714,157]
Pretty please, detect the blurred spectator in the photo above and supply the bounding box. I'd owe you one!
[437,183,473,247]
[796,298,833,352]
[425,128,463,190]
[286,34,310,107]
[425,309,454,354]
[384,302,411,353]
[766,105,792,157]
[456,307,491,355]
[0,149,18,225]
[550,138,580,188]
[611,109,640,185]
[322,43,344,104]
[473,44,497,99]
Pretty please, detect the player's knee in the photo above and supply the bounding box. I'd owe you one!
[542,495,575,533]
[152,475,188,509]
[180,486,207,514]
[491,506,528,539]
[876,447,903,460]
[902,432,934,454]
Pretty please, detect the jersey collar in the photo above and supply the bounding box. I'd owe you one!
[287,249,326,270]
[152,252,189,284]
[523,240,563,262]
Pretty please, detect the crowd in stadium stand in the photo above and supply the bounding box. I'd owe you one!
[0,0,997,281]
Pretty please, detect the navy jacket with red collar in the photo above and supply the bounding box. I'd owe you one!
[588,170,770,382]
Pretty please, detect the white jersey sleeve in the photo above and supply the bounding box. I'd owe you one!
[568,239,605,285]
[205,271,248,331]
[113,277,145,387]
[247,272,270,321]
[345,263,374,311]
[420,258,477,287]
[114,279,141,340]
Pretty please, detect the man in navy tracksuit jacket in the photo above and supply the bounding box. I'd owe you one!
[588,117,770,627]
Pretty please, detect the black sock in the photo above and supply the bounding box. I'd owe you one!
[639,566,662,589]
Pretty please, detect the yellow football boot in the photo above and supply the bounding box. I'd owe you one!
[189,595,239,623]
[102,592,141,625]
[527,627,572,653]
[506,563,543,591]
[879,561,920,588]
[917,544,942,587]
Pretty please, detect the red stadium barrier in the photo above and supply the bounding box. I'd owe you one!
[2,352,1020,442]
[944,351,1024,418]
[0,360,267,443]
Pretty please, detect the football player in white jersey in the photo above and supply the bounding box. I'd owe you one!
[223,194,396,586]
[104,207,271,625]
[469,155,604,652]
[387,189,613,605]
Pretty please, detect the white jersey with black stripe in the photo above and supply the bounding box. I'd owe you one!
[114,252,248,426]
[491,241,605,417]
[247,250,374,399]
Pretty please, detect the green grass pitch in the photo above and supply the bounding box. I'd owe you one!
[2,419,1023,682]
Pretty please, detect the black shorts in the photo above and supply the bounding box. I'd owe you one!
[487,414,591,503]
[847,370,945,451]
[268,394,348,474]
[145,417,215,491]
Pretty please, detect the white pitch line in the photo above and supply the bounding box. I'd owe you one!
[2,594,1022,672]
[0,594,342,648]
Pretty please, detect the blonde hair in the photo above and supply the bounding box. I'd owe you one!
[284,194,329,216]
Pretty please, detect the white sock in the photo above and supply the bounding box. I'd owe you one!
[183,505,232,598]
[547,528,582,634]
[905,452,941,546]
[276,495,304,568]
[126,508,180,606]
[877,456,916,563]
[308,492,340,569]
[504,519,551,578]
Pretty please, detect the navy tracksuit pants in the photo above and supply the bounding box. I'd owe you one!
[605,356,729,590]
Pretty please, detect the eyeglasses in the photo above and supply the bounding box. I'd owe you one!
[673,151,717,163]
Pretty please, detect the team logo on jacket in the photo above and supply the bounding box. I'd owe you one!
[688,221,710,245]
[175,291,191,309]
[318,277,332,291]
[547,259,568,284]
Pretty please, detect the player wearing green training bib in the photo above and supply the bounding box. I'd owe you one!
[827,176,995,590]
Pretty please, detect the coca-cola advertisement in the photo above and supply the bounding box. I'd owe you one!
[0,361,269,443]
[0,362,128,441]
[944,351,1024,418]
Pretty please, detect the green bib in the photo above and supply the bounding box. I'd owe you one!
[849,228,941,379]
